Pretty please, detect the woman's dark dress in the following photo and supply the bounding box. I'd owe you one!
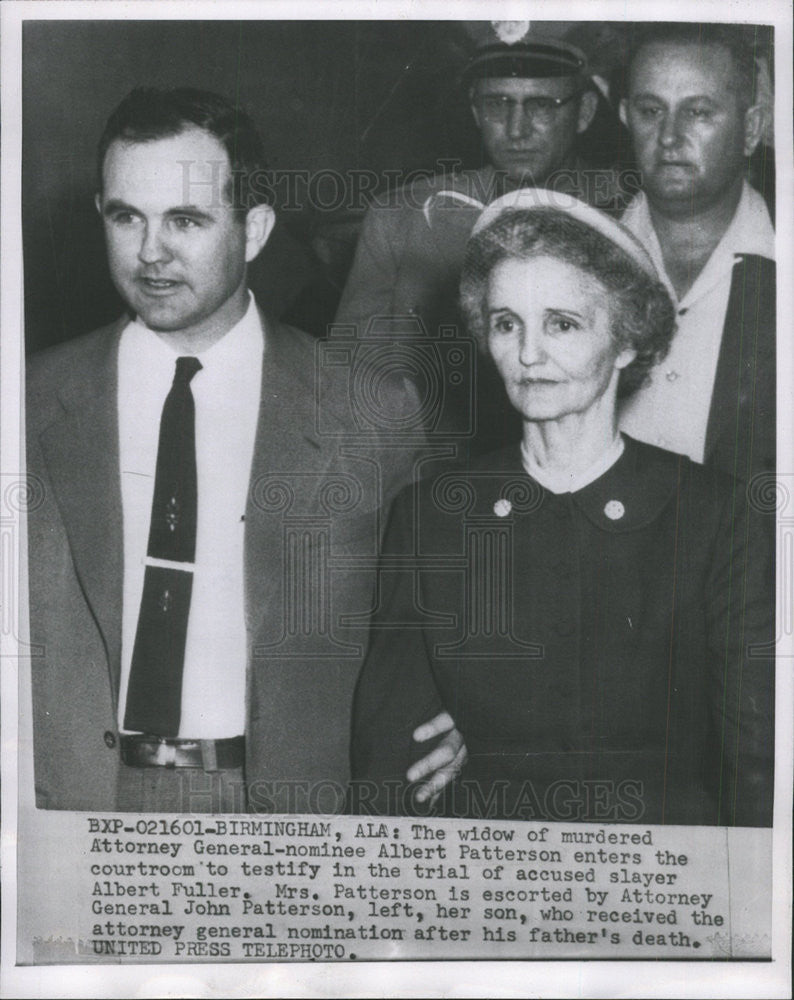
[351,437,774,826]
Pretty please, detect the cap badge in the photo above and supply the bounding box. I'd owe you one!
[491,20,531,45]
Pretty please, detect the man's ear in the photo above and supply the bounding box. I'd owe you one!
[244,203,276,263]
[94,192,102,215]
[576,89,598,134]
[743,103,766,157]
[618,98,629,130]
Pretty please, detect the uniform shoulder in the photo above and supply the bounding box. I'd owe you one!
[366,167,492,215]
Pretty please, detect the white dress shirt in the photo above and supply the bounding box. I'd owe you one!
[117,294,264,738]
[618,181,775,463]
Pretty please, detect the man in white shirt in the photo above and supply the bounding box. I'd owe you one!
[26,87,429,812]
[617,23,775,482]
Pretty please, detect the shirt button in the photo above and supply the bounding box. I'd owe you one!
[103,731,117,749]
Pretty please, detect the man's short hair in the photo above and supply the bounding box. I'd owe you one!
[96,87,273,213]
[626,23,760,108]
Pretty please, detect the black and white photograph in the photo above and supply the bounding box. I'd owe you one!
[1,1,791,997]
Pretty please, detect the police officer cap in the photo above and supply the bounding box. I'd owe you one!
[462,21,588,86]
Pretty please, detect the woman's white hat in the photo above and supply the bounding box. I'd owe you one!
[471,187,660,280]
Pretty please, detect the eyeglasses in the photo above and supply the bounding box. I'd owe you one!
[476,91,581,125]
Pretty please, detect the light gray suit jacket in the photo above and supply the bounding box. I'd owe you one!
[26,309,419,811]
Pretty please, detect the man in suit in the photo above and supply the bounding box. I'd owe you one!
[617,23,775,483]
[26,87,425,813]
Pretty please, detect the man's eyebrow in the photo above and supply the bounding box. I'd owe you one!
[631,91,720,104]
[679,95,721,104]
[101,198,138,216]
[165,205,217,221]
[100,200,217,221]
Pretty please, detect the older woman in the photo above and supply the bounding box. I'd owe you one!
[351,190,774,826]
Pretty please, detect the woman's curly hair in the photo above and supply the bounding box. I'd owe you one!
[459,208,676,397]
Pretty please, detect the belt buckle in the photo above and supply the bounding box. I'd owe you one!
[153,739,177,768]
[200,739,219,772]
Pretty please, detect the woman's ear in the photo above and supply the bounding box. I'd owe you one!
[614,346,637,371]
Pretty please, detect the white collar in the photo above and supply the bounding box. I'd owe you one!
[521,434,625,495]
[125,291,263,365]
[622,181,775,307]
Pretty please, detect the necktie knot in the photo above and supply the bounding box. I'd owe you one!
[174,356,202,385]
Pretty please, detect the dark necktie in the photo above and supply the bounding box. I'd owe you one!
[124,356,202,736]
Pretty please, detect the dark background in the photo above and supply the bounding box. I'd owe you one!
[22,20,773,351]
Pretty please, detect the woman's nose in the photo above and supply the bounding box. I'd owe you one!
[518,326,544,365]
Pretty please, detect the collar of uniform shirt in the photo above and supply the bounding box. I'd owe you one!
[621,180,775,310]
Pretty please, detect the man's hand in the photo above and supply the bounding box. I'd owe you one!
[407,712,468,804]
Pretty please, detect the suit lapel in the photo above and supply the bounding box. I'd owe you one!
[36,315,347,701]
[38,322,125,700]
[244,318,336,638]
